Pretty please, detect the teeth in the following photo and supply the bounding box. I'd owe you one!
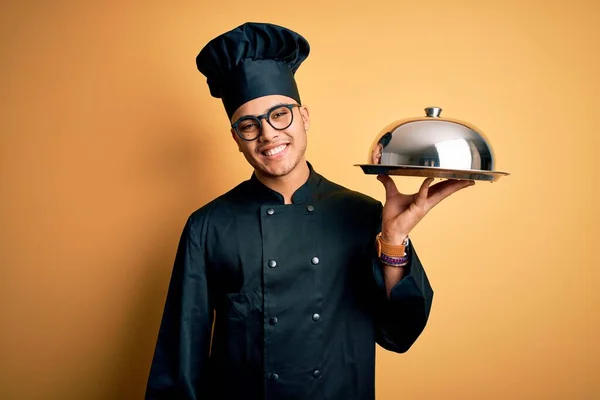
[264,144,287,156]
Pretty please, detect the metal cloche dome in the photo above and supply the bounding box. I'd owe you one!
[356,107,510,182]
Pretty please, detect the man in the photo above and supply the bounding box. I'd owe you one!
[145,22,473,400]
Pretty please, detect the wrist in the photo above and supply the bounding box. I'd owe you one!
[375,233,410,266]
[380,232,409,246]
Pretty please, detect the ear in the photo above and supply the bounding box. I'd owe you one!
[299,105,310,132]
[231,129,242,152]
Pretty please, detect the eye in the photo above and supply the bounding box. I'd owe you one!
[239,120,258,131]
[270,107,290,120]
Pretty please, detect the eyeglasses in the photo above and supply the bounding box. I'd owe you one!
[231,103,301,141]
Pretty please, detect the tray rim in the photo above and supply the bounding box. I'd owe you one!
[354,163,510,176]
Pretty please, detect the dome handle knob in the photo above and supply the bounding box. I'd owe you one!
[425,107,442,118]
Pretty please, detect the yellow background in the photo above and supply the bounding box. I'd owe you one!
[1,1,598,399]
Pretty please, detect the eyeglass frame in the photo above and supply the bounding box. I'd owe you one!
[231,103,302,141]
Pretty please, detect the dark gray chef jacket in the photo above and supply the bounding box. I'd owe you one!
[145,162,434,400]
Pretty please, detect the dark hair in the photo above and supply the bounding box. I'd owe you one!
[378,132,392,147]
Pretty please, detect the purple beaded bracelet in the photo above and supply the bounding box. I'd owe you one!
[380,253,409,267]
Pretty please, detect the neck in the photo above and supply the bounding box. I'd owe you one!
[255,159,310,204]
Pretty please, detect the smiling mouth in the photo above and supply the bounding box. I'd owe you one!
[262,144,288,157]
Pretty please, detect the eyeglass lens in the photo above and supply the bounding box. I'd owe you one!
[236,105,294,140]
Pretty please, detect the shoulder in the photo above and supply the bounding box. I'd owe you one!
[185,180,250,231]
[317,172,382,211]
[315,172,383,233]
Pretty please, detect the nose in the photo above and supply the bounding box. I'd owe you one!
[257,119,280,142]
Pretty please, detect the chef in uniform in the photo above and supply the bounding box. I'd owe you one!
[144,22,474,400]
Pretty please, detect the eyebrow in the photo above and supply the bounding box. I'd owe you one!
[240,103,288,119]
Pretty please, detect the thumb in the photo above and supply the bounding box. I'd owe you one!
[377,174,399,198]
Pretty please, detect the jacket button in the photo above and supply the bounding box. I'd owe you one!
[313,370,322,379]
[270,373,279,382]
[312,313,320,322]
[311,257,319,265]
[269,317,278,325]
[266,208,275,215]
[268,260,277,268]
[307,205,315,212]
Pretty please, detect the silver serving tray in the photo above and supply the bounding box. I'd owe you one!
[355,164,509,182]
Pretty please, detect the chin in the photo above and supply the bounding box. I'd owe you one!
[256,158,299,178]
[260,164,295,177]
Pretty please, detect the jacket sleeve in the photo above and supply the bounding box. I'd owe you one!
[145,214,214,399]
[371,202,434,353]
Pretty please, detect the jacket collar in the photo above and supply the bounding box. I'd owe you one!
[247,161,322,205]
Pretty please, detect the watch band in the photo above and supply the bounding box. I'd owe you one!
[376,232,409,257]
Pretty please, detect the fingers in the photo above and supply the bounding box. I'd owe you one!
[377,174,399,198]
[429,179,464,194]
[415,177,435,205]
[429,179,475,203]
[377,176,474,204]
